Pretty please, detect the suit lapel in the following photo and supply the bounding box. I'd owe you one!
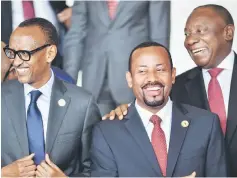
[166,103,190,177]
[97,2,111,27]
[5,81,29,156]
[98,1,124,27]
[185,68,210,110]
[45,78,71,154]
[124,103,162,176]
[109,1,123,26]
[226,53,237,145]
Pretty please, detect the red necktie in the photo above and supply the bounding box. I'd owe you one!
[22,1,35,20]
[150,115,167,176]
[208,68,227,134]
[107,0,118,19]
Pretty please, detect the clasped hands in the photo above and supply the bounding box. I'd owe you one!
[1,153,67,177]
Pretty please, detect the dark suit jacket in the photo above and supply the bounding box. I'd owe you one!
[1,1,66,68]
[52,66,76,84]
[1,77,101,176]
[90,102,227,177]
[171,52,237,177]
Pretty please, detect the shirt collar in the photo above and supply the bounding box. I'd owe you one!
[202,50,235,73]
[135,97,172,127]
[24,69,55,98]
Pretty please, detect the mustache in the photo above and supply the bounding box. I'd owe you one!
[142,81,164,89]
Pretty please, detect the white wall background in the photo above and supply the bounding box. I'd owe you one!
[170,0,237,75]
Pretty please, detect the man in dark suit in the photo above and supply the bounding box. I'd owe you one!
[104,4,237,177]
[1,18,100,177]
[90,42,227,177]
[63,1,170,115]
[172,4,237,177]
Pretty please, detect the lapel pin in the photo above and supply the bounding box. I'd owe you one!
[58,99,66,107]
[181,120,189,128]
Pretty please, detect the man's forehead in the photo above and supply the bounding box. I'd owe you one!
[187,8,224,25]
[132,47,169,65]
[133,46,167,57]
[9,36,37,50]
[10,27,43,49]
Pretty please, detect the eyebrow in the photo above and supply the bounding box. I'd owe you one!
[139,65,147,67]
[138,64,163,67]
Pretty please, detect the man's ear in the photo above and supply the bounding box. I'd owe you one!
[171,67,176,84]
[126,71,133,88]
[224,24,235,41]
[46,45,57,63]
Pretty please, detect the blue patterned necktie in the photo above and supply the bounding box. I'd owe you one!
[27,90,45,165]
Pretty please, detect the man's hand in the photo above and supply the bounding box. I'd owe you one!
[182,171,196,178]
[36,154,67,177]
[102,104,129,120]
[57,8,72,29]
[1,153,36,177]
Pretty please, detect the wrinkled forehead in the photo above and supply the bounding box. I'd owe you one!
[9,26,45,50]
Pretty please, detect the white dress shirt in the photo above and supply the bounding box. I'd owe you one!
[202,50,235,115]
[24,70,54,141]
[135,98,173,152]
[12,0,59,31]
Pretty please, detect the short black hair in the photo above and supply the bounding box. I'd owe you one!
[195,4,234,25]
[18,17,58,46]
[128,41,173,72]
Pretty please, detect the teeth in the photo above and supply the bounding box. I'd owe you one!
[192,48,206,54]
[146,87,161,91]
[17,68,28,73]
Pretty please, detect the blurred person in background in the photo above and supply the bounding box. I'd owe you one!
[63,1,171,116]
[1,41,15,82]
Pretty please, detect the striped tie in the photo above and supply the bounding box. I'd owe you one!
[107,0,118,19]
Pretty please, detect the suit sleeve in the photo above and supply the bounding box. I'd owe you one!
[149,1,170,48]
[205,114,227,176]
[63,1,87,80]
[71,96,101,177]
[90,124,118,177]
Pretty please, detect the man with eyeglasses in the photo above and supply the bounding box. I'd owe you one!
[2,37,76,84]
[1,17,101,177]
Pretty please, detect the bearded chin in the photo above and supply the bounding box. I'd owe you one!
[143,95,165,107]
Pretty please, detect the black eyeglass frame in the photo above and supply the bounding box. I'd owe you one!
[3,44,51,61]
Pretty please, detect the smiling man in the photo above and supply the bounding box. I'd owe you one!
[1,18,100,177]
[90,42,227,177]
[172,5,237,177]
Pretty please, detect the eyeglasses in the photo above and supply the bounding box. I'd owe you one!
[3,44,51,61]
